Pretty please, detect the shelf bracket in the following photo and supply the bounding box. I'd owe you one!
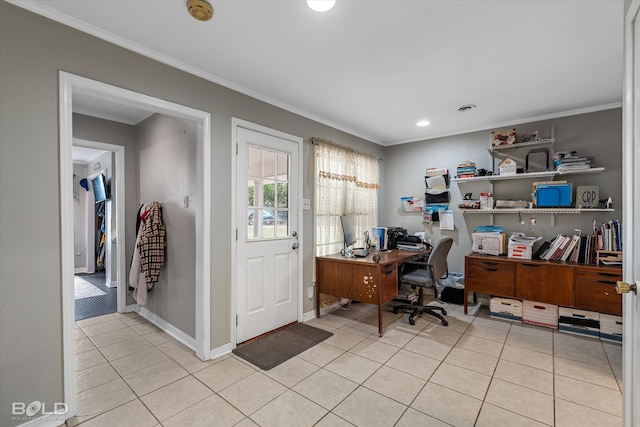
[550,212,557,227]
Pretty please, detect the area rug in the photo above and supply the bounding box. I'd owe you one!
[74,276,106,299]
[233,323,333,370]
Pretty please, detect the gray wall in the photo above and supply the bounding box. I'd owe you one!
[0,3,382,424]
[136,114,197,338]
[383,109,622,272]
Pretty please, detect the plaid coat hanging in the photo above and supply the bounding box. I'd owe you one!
[138,201,166,285]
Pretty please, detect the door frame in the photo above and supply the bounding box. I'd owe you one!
[230,118,304,346]
[623,2,639,425]
[59,71,212,417]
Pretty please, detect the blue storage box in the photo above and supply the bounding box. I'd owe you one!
[535,184,572,207]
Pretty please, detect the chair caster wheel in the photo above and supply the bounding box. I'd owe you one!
[442,320,449,326]
[409,318,416,325]
[393,308,399,314]
[442,310,447,315]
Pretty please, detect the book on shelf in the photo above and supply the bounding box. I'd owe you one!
[541,234,564,260]
[560,234,581,262]
[549,236,572,261]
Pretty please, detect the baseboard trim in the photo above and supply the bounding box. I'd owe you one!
[136,306,196,351]
[302,309,317,322]
[106,280,117,288]
[210,343,233,360]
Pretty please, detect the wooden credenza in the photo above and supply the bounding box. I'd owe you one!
[464,253,622,315]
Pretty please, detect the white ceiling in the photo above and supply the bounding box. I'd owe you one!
[13,0,624,146]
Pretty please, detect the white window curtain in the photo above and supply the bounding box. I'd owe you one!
[315,140,379,257]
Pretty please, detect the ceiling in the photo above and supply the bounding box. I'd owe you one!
[12,0,624,146]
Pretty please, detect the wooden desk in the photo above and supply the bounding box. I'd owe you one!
[315,249,427,336]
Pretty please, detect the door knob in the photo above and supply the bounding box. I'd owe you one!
[615,281,637,294]
[292,242,299,250]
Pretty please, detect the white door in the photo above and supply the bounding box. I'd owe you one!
[236,126,300,343]
[623,2,640,426]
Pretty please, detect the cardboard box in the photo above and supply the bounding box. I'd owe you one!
[490,297,523,322]
[600,313,623,342]
[471,232,506,255]
[523,300,558,329]
[558,307,600,338]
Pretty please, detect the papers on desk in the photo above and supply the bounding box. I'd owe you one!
[396,242,427,251]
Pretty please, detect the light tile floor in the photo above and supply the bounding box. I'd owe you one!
[68,302,623,426]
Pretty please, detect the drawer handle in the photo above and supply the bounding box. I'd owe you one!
[597,272,620,277]
[482,262,498,266]
[522,264,540,267]
[597,280,615,284]
[485,268,498,272]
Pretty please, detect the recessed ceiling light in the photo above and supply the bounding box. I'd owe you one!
[458,104,477,112]
[416,120,430,127]
[307,0,335,12]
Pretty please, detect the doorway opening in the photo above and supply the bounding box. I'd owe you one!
[59,72,212,418]
[73,145,118,320]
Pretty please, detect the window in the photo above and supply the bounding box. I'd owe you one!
[247,145,290,239]
[315,140,379,256]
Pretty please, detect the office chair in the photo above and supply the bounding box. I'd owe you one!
[393,237,453,326]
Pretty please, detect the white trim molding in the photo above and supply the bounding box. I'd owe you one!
[59,72,213,421]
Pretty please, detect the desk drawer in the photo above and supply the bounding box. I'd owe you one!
[466,258,515,296]
[574,269,622,315]
[349,264,381,303]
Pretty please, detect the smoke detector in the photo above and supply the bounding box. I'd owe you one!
[187,0,214,21]
[458,104,477,112]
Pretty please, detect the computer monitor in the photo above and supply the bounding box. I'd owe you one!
[340,215,357,252]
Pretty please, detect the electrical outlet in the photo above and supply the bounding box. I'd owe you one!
[307,286,314,299]
[302,199,311,210]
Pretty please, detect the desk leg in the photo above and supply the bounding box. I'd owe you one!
[377,289,384,337]
[463,290,477,315]
[464,289,468,314]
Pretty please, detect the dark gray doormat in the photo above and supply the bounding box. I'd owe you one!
[232,323,333,370]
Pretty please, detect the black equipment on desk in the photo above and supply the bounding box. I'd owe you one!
[387,227,408,249]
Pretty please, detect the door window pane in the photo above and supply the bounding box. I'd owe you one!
[247,146,261,177]
[247,179,256,207]
[277,182,288,208]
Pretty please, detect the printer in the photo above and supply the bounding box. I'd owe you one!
[387,227,408,249]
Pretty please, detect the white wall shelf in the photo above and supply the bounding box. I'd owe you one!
[458,207,614,226]
[489,138,555,152]
[459,208,614,214]
[451,167,605,183]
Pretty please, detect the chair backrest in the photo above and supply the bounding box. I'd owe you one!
[426,237,453,285]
